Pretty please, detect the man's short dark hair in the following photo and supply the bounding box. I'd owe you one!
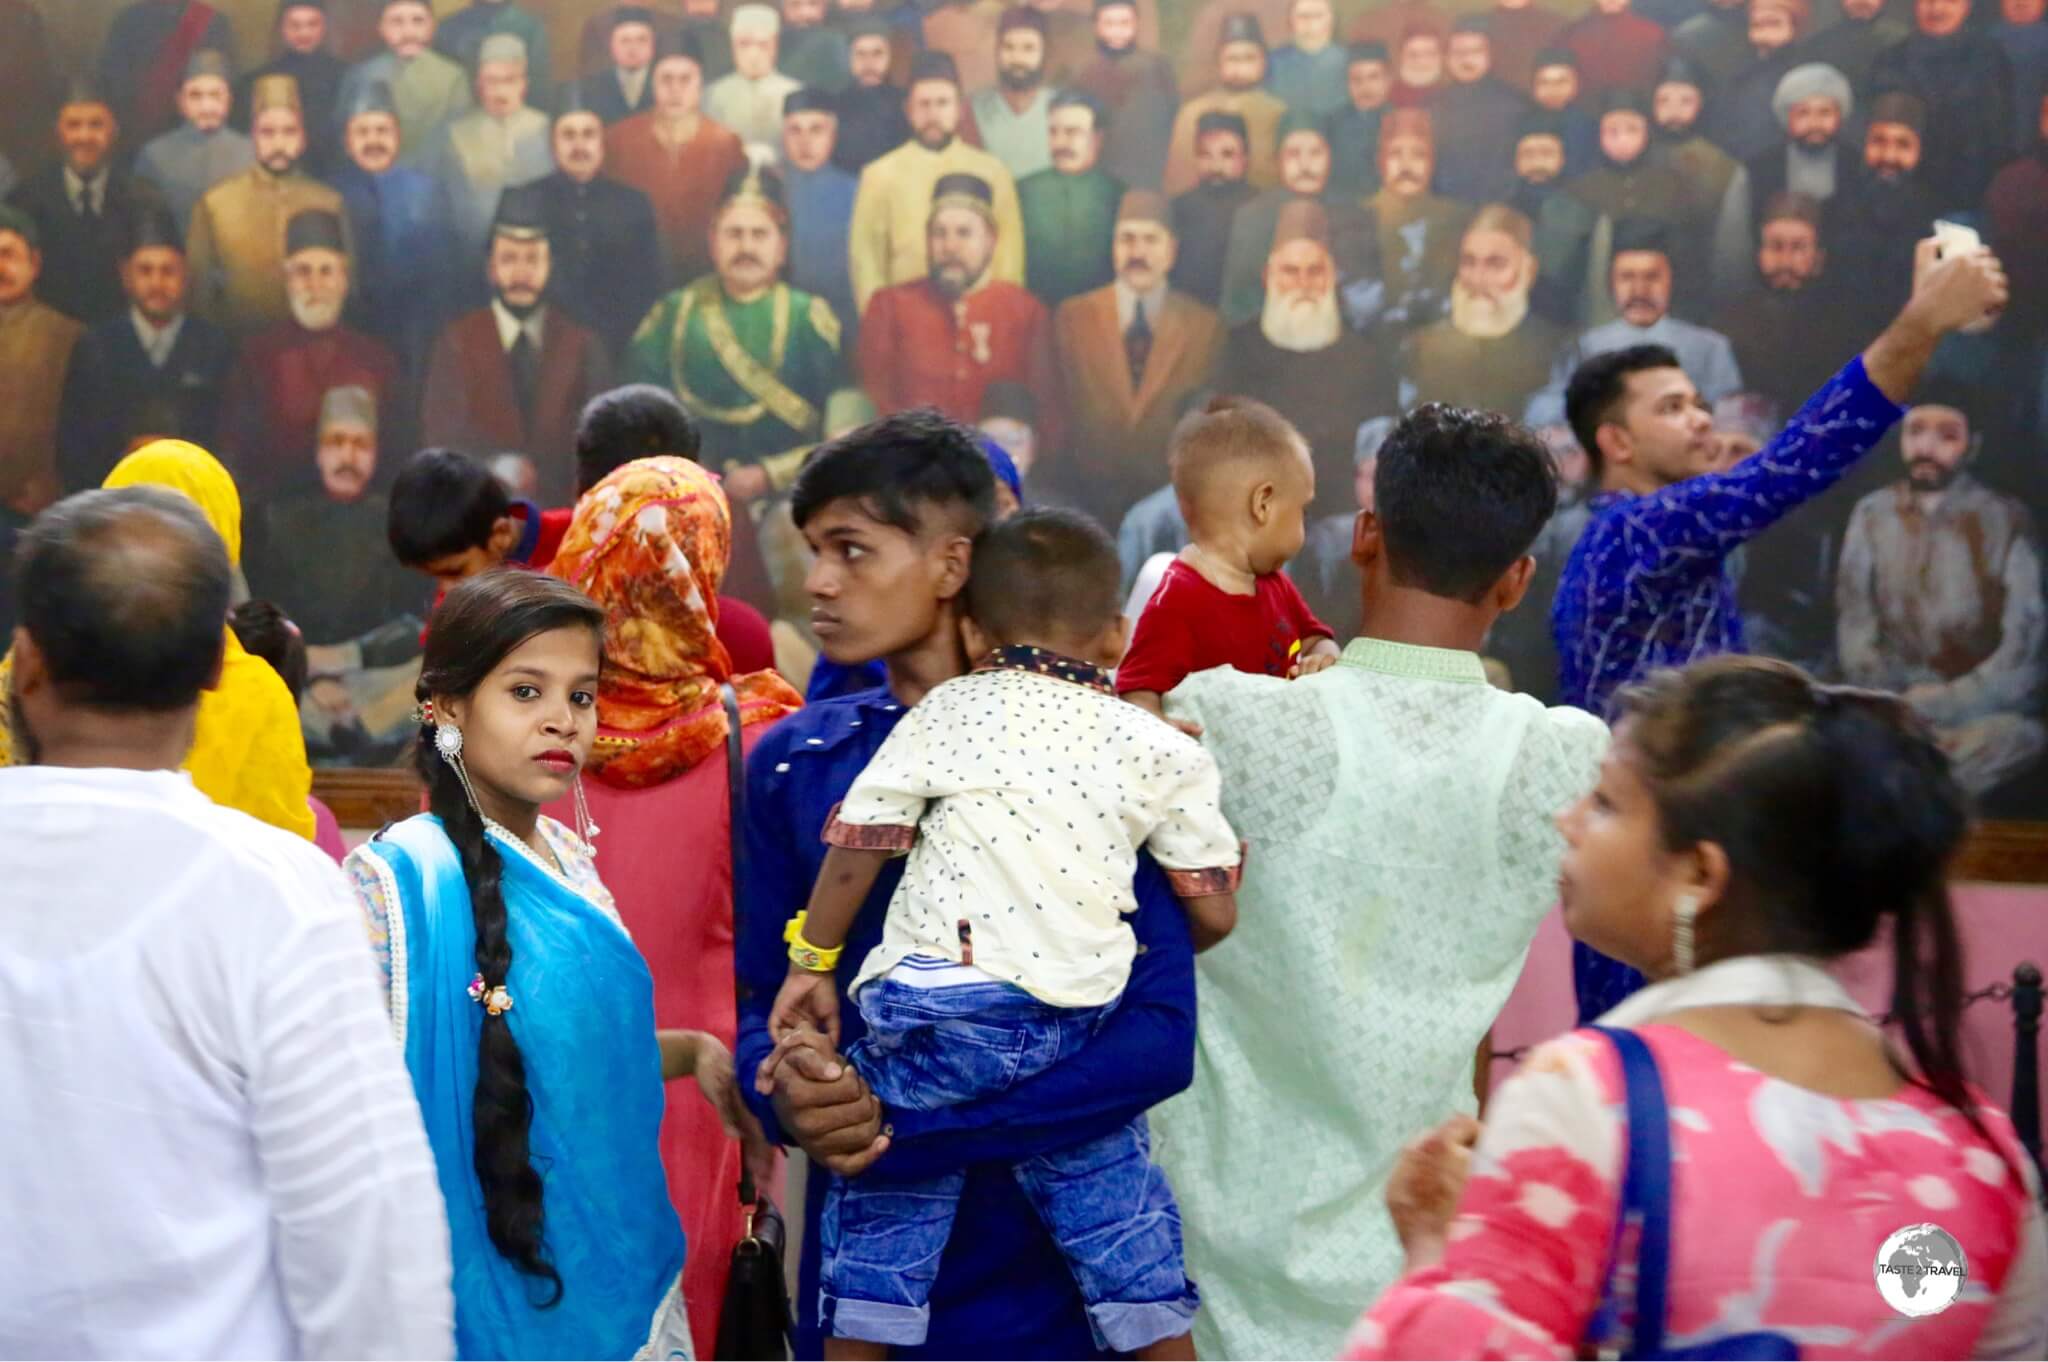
[964,506,1121,645]
[14,486,231,713]
[230,599,308,704]
[791,408,996,537]
[387,448,511,567]
[1049,89,1109,131]
[575,384,702,495]
[1374,404,1558,604]
[1564,343,1681,475]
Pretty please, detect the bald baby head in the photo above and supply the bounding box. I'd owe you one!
[1169,396,1312,526]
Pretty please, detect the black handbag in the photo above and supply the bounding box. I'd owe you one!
[714,683,794,1361]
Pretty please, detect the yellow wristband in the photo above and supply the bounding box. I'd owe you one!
[784,911,843,973]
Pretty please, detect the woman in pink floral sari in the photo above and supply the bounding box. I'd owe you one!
[1349,657,2048,1360]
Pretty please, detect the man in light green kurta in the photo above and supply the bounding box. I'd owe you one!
[335,0,474,166]
[624,166,844,502]
[1151,409,1607,1362]
[1017,90,1121,306]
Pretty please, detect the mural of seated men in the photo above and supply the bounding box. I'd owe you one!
[1401,203,1566,420]
[1222,199,1395,513]
[1836,381,2047,799]
[246,385,428,769]
[1526,219,1742,426]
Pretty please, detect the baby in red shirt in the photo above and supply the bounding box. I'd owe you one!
[1118,396,1340,715]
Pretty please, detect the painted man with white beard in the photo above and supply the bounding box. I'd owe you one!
[220,209,403,502]
[1220,198,1396,512]
[1401,204,1566,416]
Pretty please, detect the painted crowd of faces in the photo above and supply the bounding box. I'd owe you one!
[4,0,2045,809]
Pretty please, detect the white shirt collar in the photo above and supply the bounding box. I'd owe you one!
[492,298,545,352]
[618,64,651,106]
[1115,280,1166,331]
[130,308,186,367]
[64,166,108,213]
[1595,954,1866,1028]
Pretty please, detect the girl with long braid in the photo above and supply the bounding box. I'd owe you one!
[345,570,745,1359]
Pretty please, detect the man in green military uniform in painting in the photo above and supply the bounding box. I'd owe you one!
[624,164,843,507]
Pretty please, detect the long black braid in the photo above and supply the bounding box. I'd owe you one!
[410,569,605,1306]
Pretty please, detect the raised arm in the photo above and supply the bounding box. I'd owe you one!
[875,853,1198,1179]
[1862,241,2008,404]
[1610,242,2007,569]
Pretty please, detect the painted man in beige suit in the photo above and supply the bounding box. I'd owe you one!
[186,74,348,333]
[1053,189,1223,525]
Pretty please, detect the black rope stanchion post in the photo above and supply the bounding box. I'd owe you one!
[2011,963,2042,1189]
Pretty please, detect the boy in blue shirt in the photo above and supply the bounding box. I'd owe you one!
[735,410,1202,1359]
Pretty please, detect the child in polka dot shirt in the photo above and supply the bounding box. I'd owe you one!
[766,507,1241,1357]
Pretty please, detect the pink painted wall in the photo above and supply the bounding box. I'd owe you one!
[1492,885,2048,1114]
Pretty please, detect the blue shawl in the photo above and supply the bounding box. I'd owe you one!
[362,815,688,1360]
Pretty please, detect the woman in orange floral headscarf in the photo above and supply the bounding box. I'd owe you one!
[547,456,801,1358]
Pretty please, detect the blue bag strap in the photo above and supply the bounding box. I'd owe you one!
[1585,1026,1674,1359]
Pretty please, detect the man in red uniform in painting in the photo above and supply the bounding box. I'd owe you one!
[221,208,402,503]
[603,28,749,287]
[857,171,1063,463]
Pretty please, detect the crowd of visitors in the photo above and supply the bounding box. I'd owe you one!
[2,0,2047,1359]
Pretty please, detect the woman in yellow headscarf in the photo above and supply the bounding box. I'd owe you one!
[0,441,316,840]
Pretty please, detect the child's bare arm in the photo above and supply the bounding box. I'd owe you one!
[1129,688,1206,738]
[1179,890,1237,952]
[804,844,893,949]
[767,845,896,1046]
[1293,636,1342,678]
[766,970,843,1050]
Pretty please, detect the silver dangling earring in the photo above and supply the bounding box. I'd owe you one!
[435,721,484,816]
[1671,893,1699,976]
[572,776,601,843]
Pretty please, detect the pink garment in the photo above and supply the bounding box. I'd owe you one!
[309,795,346,863]
[548,725,779,1361]
[1347,1025,2045,1360]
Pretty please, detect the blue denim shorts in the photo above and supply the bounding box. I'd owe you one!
[845,975,1107,1112]
[822,977,1198,1351]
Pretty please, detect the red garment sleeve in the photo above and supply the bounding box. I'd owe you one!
[1116,580,1198,695]
[530,507,575,571]
[715,596,777,674]
[721,499,778,615]
[857,288,899,412]
[1273,569,1335,644]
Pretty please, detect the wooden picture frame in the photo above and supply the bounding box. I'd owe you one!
[312,768,2048,882]
[314,767,422,830]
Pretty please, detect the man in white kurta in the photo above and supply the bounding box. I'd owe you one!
[705,3,802,166]
[0,485,454,1361]
[1152,410,1607,1361]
